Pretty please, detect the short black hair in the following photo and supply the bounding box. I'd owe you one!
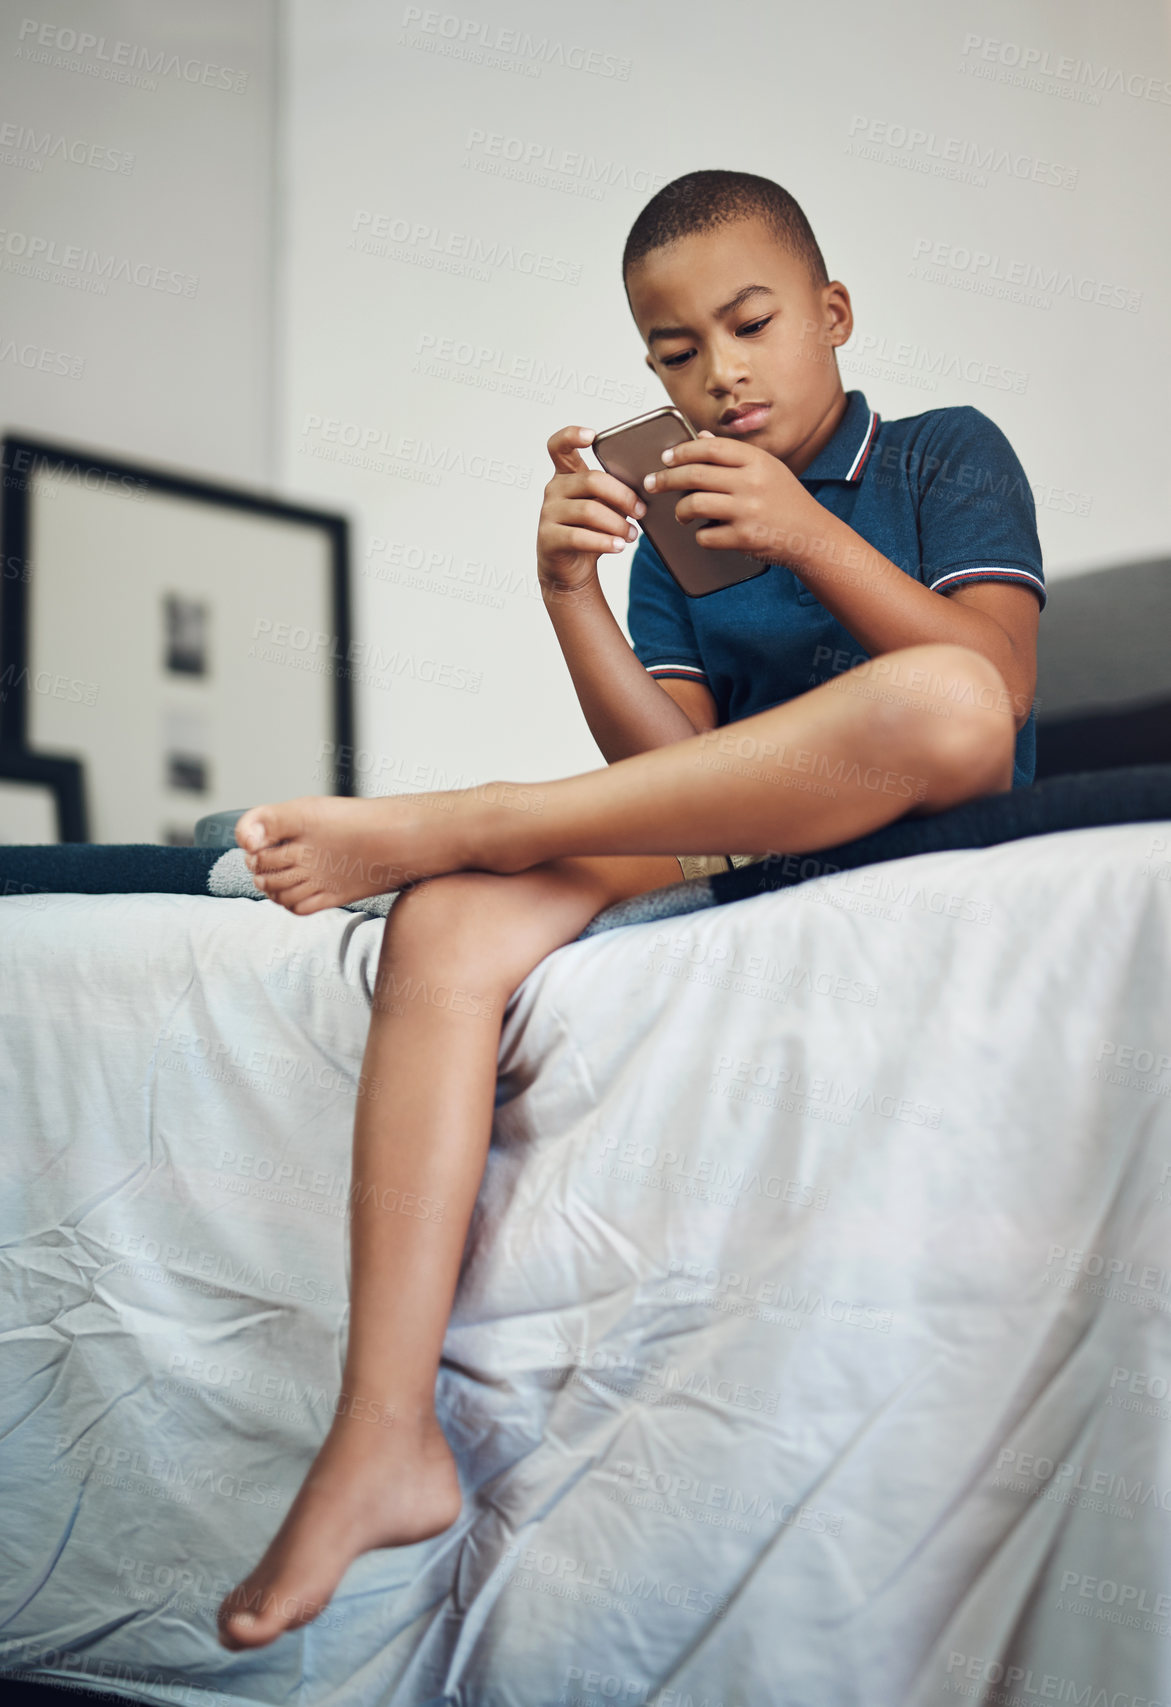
[623,170,829,290]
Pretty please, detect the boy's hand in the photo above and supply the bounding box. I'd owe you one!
[537,425,646,594]
[642,432,820,564]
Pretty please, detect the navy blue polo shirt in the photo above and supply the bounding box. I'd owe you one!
[627,389,1046,788]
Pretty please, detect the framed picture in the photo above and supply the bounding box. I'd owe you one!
[1,436,353,845]
[0,746,85,843]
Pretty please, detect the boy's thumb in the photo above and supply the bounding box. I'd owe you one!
[697,429,715,438]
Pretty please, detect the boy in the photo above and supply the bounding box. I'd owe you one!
[218,170,1041,1649]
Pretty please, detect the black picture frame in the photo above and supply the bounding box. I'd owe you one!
[0,435,355,810]
[0,744,86,842]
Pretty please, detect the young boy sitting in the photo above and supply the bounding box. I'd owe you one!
[217,168,1042,1649]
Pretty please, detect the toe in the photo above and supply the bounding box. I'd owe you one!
[263,874,307,898]
[236,807,276,853]
[254,858,308,890]
[237,800,312,854]
[218,1607,258,1650]
[218,1593,273,1650]
[278,878,327,911]
[290,893,333,916]
[251,843,299,874]
[218,1582,326,1650]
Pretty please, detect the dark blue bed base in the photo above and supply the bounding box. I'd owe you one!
[709,762,1171,903]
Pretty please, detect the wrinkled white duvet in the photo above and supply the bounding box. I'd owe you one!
[2,822,1170,1707]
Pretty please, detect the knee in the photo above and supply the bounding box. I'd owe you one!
[381,872,507,981]
[379,866,591,1002]
[907,644,1016,799]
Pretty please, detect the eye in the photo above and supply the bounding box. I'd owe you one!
[661,348,694,369]
[737,316,773,337]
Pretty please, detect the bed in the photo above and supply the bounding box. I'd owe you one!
[3,814,1171,1706]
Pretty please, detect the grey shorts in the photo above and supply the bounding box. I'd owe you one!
[675,852,771,882]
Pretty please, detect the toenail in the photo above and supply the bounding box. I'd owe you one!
[233,1611,257,1626]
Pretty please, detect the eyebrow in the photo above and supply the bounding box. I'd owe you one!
[647,283,776,345]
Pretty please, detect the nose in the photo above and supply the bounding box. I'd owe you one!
[704,333,751,398]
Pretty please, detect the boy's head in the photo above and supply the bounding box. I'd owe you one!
[623,170,852,471]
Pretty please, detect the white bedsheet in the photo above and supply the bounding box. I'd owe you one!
[2,822,1170,1707]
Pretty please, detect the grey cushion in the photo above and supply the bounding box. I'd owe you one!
[1036,557,1171,774]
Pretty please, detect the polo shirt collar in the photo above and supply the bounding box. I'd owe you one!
[798,389,879,484]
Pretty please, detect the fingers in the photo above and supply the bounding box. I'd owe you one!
[548,523,635,557]
[574,466,645,516]
[642,438,744,495]
[541,468,645,565]
[538,443,646,582]
[643,460,736,495]
[659,437,744,467]
[572,498,640,539]
[550,494,639,538]
[549,465,643,522]
[687,518,773,561]
[691,521,742,549]
[673,492,738,526]
[547,424,594,475]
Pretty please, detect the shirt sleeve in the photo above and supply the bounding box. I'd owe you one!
[915,406,1046,609]
[626,533,711,686]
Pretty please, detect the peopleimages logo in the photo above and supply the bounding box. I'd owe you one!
[846,115,1078,191]
[911,238,1142,313]
[350,210,582,286]
[0,121,135,173]
[959,32,1171,105]
[399,7,631,79]
[14,18,248,92]
[0,227,197,295]
[839,330,1028,394]
[413,332,644,409]
[0,335,85,378]
[298,414,532,489]
[463,128,668,198]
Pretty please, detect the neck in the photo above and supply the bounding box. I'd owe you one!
[784,387,849,477]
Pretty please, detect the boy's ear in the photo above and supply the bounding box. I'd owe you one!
[644,351,656,371]
[821,281,854,348]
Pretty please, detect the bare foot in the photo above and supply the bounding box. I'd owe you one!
[235,789,510,914]
[216,1412,462,1649]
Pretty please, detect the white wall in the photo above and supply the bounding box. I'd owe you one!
[0,0,279,483]
[5,1,1169,811]
[278,0,1171,793]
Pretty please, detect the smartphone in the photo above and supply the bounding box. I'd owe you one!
[592,405,770,598]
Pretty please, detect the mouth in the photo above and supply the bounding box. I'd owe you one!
[719,403,771,435]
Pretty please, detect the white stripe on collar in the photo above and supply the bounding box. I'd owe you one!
[844,410,878,482]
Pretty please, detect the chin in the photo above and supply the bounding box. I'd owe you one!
[753,428,789,459]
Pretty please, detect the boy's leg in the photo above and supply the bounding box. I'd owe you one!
[239,644,1017,908]
[217,850,681,1650]
[218,641,1015,1647]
